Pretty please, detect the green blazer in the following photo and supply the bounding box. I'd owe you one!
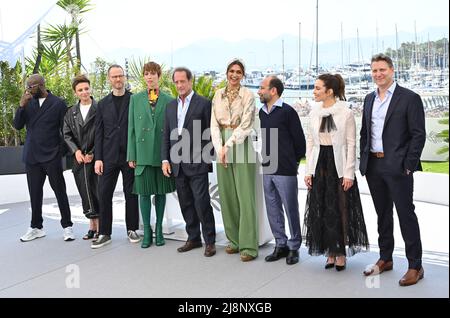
[127,90,174,168]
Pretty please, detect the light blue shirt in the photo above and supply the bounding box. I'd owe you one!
[370,82,396,152]
[177,90,194,135]
[261,98,283,114]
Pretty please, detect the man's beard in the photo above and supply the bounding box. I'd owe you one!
[259,95,270,104]
[33,90,45,99]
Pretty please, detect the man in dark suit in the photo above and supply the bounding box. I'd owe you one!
[92,65,139,248]
[14,74,74,242]
[360,54,426,286]
[162,67,216,257]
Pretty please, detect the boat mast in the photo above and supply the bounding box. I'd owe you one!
[341,22,344,67]
[299,21,301,92]
[414,20,418,66]
[315,0,319,74]
[395,23,399,81]
[427,33,431,70]
[282,39,285,83]
[444,37,448,70]
[357,28,361,65]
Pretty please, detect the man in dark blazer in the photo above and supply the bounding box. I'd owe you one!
[14,74,74,242]
[162,67,216,257]
[92,65,139,248]
[360,54,426,286]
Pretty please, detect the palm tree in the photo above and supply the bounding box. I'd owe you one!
[127,57,174,94]
[193,75,225,100]
[26,43,68,76]
[127,57,225,100]
[168,75,226,100]
[127,56,151,92]
[56,0,94,71]
[41,24,77,70]
[32,24,43,74]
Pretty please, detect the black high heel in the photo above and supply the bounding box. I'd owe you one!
[83,230,96,240]
[325,262,335,269]
[325,256,335,269]
[335,257,346,271]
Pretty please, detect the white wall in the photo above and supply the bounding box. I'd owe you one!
[1,164,447,207]
[0,166,275,245]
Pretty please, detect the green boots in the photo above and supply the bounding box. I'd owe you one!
[140,195,166,248]
[155,223,165,246]
[155,195,166,246]
[140,196,152,248]
[141,225,153,248]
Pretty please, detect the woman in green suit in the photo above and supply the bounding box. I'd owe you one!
[127,62,176,248]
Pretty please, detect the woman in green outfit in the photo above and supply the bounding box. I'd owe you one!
[211,59,258,262]
[127,62,176,248]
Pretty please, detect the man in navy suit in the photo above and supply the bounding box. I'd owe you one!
[360,54,426,286]
[14,74,74,242]
[92,65,140,248]
[162,67,216,257]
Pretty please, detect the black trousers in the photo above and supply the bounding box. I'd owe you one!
[26,156,72,229]
[72,160,99,219]
[175,167,216,244]
[366,158,422,269]
[98,161,139,235]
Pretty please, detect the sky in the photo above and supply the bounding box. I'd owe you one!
[0,0,449,66]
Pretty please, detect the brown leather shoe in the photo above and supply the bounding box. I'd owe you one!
[225,245,239,254]
[363,259,393,276]
[240,254,256,262]
[399,267,424,286]
[204,244,216,257]
[177,240,202,253]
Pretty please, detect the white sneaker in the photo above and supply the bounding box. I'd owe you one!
[127,230,141,243]
[63,226,75,241]
[20,227,46,242]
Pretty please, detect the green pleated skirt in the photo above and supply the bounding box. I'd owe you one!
[133,165,176,195]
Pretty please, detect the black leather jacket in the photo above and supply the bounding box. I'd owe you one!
[63,97,97,156]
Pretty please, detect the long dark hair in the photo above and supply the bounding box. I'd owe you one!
[317,73,346,101]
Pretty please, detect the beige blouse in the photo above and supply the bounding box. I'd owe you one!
[211,86,256,151]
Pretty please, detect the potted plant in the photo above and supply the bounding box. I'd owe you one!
[0,61,26,175]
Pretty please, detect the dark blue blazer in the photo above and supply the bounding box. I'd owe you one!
[95,91,132,165]
[14,92,68,165]
[161,92,213,177]
[359,84,426,176]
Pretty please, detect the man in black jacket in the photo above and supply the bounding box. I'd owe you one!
[360,54,426,286]
[63,75,99,240]
[162,67,216,257]
[92,65,139,248]
[14,74,74,242]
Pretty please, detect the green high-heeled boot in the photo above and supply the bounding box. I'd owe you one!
[155,195,166,246]
[140,195,153,248]
[141,225,153,248]
[155,223,164,246]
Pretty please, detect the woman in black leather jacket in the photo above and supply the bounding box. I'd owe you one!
[63,75,100,240]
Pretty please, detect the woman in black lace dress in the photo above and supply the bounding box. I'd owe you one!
[303,74,369,271]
